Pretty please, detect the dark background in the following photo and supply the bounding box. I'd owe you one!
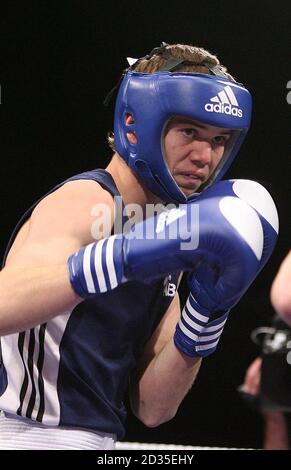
[0,0,290,449]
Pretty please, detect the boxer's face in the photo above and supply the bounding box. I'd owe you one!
[164,117,232,196]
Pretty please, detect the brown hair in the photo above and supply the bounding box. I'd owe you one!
[133,43,235,80]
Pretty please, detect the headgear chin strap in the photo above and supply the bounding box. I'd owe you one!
[114,70,252,204]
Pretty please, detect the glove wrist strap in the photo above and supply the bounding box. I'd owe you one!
[174,293,229,358]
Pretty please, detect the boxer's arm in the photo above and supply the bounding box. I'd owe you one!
[129,291,201,427]
[271,250,291,324]
[0,180,114,335]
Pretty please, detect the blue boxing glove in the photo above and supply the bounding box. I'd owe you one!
[174,179,279,358]
[68,180,277,304]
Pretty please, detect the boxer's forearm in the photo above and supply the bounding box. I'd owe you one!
[130,339,201,427]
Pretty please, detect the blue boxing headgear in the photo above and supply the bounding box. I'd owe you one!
[114,70,252,204]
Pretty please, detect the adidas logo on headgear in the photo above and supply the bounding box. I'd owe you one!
[205,85,243,117]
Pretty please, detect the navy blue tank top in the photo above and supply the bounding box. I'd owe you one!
[0,169,179,439]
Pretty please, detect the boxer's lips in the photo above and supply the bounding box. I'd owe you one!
[175,172,206,189]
